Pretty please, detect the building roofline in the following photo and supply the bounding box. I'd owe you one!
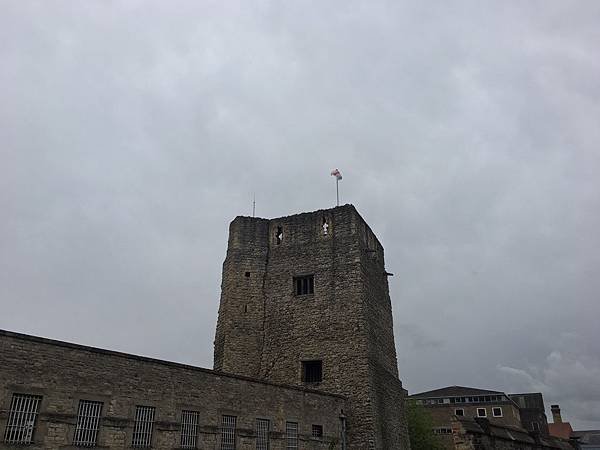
[410,385,506,398]
[0,328,346,400]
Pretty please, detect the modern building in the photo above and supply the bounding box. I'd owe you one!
[0,205,410,449]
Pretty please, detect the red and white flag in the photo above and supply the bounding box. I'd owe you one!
[330,168,342,180]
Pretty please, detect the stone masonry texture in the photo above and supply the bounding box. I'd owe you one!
[0,330,345,450]
[214,205,410,449]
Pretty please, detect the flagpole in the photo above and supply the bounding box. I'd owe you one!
[336,178,339,206]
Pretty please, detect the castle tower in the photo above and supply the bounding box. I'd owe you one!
[214,205,410,449]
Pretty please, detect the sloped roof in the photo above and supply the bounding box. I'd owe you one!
[410,385,505,398]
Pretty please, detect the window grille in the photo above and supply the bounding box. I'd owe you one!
[73,400,103,447]
[311,424,323,438]
[3,394,42,444]
[294,275,314,295]
[302,360,322,383]
[132,406,155,448]
[220,415,236,450]
[255,418,269,450]
[181,410,199,449]
[285,422,298,450]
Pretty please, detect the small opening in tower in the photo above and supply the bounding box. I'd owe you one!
[275,226,283,244]
[245,271,250,277]
[302,360,322,383]
[294,275,314,295]
[322,217,329,235]
[311,424,323,439]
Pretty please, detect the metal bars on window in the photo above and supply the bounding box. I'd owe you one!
[3,394,42,444]
[220,415,236,450]
[285,422,298,450]
[73,400,103,447]
[255,418,269,450]
[132,406,155,448]
[180,410,199,449]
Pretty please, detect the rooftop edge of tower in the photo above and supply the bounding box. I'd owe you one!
[229,204,384,250]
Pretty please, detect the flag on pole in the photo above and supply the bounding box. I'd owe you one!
[330,168,342,180]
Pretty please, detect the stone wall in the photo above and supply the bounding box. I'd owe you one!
[213,205,410,449]
[0,330,345,450]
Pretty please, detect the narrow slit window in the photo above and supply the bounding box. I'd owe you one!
[285,422,298,450]
[181,410,200,449]
[294,275,314,295]
[275,227,283,244]
[3,393,42,444]
[221,415,236,450]
[322,217,329,235]
[73,400,103,447]
[302,360,322,383]
[132,405,155,448]
[255,418,270,450]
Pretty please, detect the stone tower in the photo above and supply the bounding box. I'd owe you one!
[214,205,410,449]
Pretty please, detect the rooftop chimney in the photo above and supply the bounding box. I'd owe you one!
[551,404,562,423]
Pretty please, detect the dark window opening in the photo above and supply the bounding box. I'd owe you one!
[302,360,322,383]
[275,226,283,244]
[294,275,314,295]
[455,409,464,417]
[311,425,323,439]
[245,271,250,277]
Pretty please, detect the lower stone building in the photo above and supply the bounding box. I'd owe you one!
[0,329,345,449]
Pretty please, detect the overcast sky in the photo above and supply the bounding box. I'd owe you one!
[1,0,599,430]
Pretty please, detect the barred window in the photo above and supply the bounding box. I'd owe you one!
[294,275,314,295]
[220,415,236,450]
[132,406,155,448]
[302,360,322,383]
[181,410,199,449]
[311,424,323,438]
[3,394,42,444]
[285,422,298,450]
[73,400,103,447]
[255,418,269,450]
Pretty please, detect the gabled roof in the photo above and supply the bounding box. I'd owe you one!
[409,385,505,399]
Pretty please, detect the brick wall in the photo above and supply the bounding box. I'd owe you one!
[0,330,345,450]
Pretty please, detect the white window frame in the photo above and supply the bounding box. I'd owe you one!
[285,421,298,450]
[73,400,103,447]
[3,394,42,444]
[220,415,237,450]
[132,405,155,448]
[455,408,464,417]
[477,408,487,417]
[181,410,200,449]
[492,407,503,417]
